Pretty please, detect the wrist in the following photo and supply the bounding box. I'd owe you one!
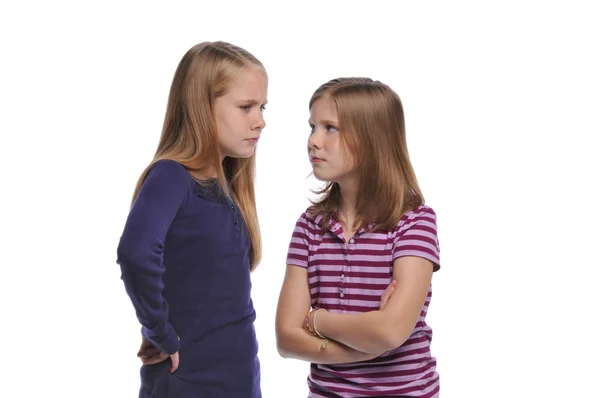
[304,308,328,338]
[312,308,327,338]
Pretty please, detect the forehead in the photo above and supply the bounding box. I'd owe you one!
[227,67,268,101]
[309,96,338,121]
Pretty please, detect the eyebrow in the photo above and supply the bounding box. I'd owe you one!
[308,119,339,125]
[239,99,268,105]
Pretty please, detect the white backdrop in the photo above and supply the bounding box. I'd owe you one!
[1,1,598,397]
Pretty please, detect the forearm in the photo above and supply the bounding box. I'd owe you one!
[119,259,180,354]
[277,327,381,364]
[317,311,409,354]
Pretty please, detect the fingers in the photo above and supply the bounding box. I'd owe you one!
[380,283,393,304]
[140,336,153,350]
[379,280,398,310]
[138,346,161,358]
[140,352,168,365]
[170,352,180,374]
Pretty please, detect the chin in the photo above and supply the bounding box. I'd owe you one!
[225,148,255,159]
[238,149,256,159]
[312,171,330,182]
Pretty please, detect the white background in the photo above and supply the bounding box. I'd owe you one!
[2,1,599,397]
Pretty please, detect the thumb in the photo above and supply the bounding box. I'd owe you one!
[170,352,179,374]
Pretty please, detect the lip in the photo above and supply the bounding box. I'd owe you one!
[310,156,325,163]
[246,137,260,143]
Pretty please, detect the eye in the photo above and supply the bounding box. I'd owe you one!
[309,123,315,134]
[240,105,251,111]
[260,105,267,112]
[326,124,338,132]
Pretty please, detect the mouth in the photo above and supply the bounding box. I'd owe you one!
[310,156,325,163]
[246,137,260,143]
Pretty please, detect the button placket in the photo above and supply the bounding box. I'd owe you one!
[341,241,349,301]
[229,202,239,225]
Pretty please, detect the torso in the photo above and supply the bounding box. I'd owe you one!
[287,205,441,398]
[151,163,260,397]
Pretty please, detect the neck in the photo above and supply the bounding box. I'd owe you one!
[337,177,359,228]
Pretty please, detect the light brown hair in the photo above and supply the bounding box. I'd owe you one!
[308,77,424,233]
[131,41,265,270]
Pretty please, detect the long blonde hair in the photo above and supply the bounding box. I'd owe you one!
[308,77,424,233]
[131,41,264,270]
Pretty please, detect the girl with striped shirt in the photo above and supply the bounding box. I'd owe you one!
[276,77,441,397]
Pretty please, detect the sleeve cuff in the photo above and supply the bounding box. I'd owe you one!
[141,321,180,355]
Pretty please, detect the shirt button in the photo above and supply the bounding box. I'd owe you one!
[231,205,235,210]
[234,219,239,224]
[349,238,355,244]
[340,292,344,298]
[341,274,345,280]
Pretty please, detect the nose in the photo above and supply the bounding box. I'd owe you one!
[253,112,266,130]
[308,129,322,149]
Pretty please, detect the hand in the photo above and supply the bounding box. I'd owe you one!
[169,351,179,374]
[137,337,179,373]
[304,309,315,335]
[304,308,327,337]
[137,337,169,365]
[379,280,397,311]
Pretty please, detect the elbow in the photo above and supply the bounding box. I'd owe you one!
[276,343,291,359]
[378,335,406,352]
[275,328,296,358]
[275,334,288,358]
[117,238,156,270]
[376,321,411,352]
[116,239,139,268]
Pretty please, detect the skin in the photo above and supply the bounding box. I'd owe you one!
[214,67,268,161]
[307,97,359,236]
[138,66,268,373]
[276,97,434,363]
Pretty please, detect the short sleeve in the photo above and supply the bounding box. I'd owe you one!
[286,212,311,268]
[392,206,441,271]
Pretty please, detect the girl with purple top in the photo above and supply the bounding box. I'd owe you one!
[116,41,267,397]
[276,78,441,397]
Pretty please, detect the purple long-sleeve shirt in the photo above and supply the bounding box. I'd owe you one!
[117,159,261,397]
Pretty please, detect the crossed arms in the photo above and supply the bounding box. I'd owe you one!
[275,256,434,364]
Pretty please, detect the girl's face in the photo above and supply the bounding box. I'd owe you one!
[214,67,268,160]
[308,97,356,184]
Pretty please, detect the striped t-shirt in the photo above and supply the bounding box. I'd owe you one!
[286,205,441,398]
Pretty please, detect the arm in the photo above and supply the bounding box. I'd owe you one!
[312,256,434,353]
[311,208,441,353]
[116,160,188,355]
[275,265,384,364]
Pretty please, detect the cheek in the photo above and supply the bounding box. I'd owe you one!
[221,117,243,138]
[326,139,344,160]
[233,114,249,133]
[335,144,355,170]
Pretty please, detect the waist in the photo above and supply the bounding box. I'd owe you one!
[175,311,258,367]
[309,332,437,396]
[309,358,438,397]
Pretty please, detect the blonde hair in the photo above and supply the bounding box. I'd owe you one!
[131,41,265,270]
[308,77,424,233]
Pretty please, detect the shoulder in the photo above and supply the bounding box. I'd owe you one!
[147,159,190,181]
[403,205,437,222]
[291,208,322,235]
[300,207,324,228]
[395,205,438,232]
[138,159,193,200]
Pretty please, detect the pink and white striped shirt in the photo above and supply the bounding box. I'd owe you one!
[286,205,441,398]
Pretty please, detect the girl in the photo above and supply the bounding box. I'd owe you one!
[117,41,268,398]
[276,78,441,397]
